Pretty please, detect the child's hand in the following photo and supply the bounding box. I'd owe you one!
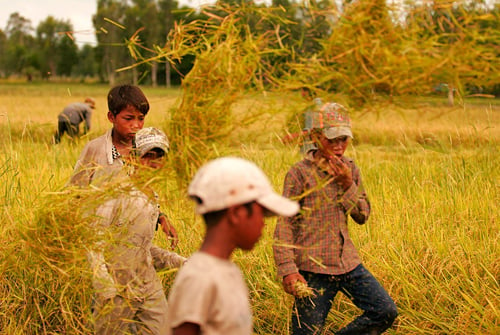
[327,156,353,191]
[282,273,309,297]
[159,215,179,249]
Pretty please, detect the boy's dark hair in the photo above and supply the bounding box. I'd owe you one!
[107,84,150,116]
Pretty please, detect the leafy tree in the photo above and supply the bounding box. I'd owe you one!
[158,0,182,87]
[294,0,336,57]
[74,44,98,78]
[403,0,499,105]
[5,12,33,44]
[150,5,299,181]
[122,0,161,85]
[0,30,7,77]
[3,13,36,77]
[93,0,130,85]
[56,33,79,76]
[280,0,401,103]
[119,0,207,86]
[36,16,78,77]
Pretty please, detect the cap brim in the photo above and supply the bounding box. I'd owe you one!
[323,126,353,139]
[257,193,300,217]
[139,143,168,157]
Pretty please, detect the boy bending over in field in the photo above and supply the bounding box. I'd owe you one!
[54,97,95,144]
[68,84,178,247]
[273,103,398,335]
[165,157,299,335]
[88,127,186,334]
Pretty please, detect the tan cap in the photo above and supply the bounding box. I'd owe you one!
[135,127,169,157]
[188,157,299,217]
[84,97,96,109]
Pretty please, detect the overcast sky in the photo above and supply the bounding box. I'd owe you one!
[0,0,214,46]
[2,0,496,46]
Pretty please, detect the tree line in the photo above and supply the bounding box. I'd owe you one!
[0,0,498,100]
[0,0,199,86]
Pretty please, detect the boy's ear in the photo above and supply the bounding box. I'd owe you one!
[226,205,247,226]
[107,111,115,122]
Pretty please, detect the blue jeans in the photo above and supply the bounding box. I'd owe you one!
[292,264,398,335]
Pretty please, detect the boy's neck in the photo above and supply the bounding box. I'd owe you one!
[113,137,132,148]
[111,128,133,149]
[200,227,236,260]
[200,244,233,260]
[113,140,133,157]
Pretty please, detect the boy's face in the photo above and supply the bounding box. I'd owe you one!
[235,202,266,251]
[108,105,145,145]
[140,149,165,169]
[314,132,349,158]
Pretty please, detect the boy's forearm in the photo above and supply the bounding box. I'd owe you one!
[150,245,186,269]
[340,183,370,224]
[273,215,299,277]
[274,258,299,278]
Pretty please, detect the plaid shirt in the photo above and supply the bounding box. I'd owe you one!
[273,151,371,277]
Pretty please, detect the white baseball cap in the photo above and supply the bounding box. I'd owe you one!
[135,127,169,157]
[188,157,300,217]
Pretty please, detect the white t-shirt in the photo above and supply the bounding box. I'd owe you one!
[166,251,252,335]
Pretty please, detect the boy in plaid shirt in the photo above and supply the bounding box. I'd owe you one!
[273,102,397,335]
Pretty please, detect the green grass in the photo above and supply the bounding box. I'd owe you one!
[0,82,498,334]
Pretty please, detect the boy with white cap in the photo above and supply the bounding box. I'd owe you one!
[273,103,398,334]
[88,127,186,335]
[165,157,299,335]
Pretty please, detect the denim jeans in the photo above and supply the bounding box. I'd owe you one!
[292,264,398,335]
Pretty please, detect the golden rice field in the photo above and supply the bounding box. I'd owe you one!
[0,82,498,334]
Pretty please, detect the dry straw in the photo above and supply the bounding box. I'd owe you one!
[1,1,499,334]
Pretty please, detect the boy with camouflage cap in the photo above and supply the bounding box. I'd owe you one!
[166,157,299,335]
[273,103,398,334]
[88,127,185,335]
